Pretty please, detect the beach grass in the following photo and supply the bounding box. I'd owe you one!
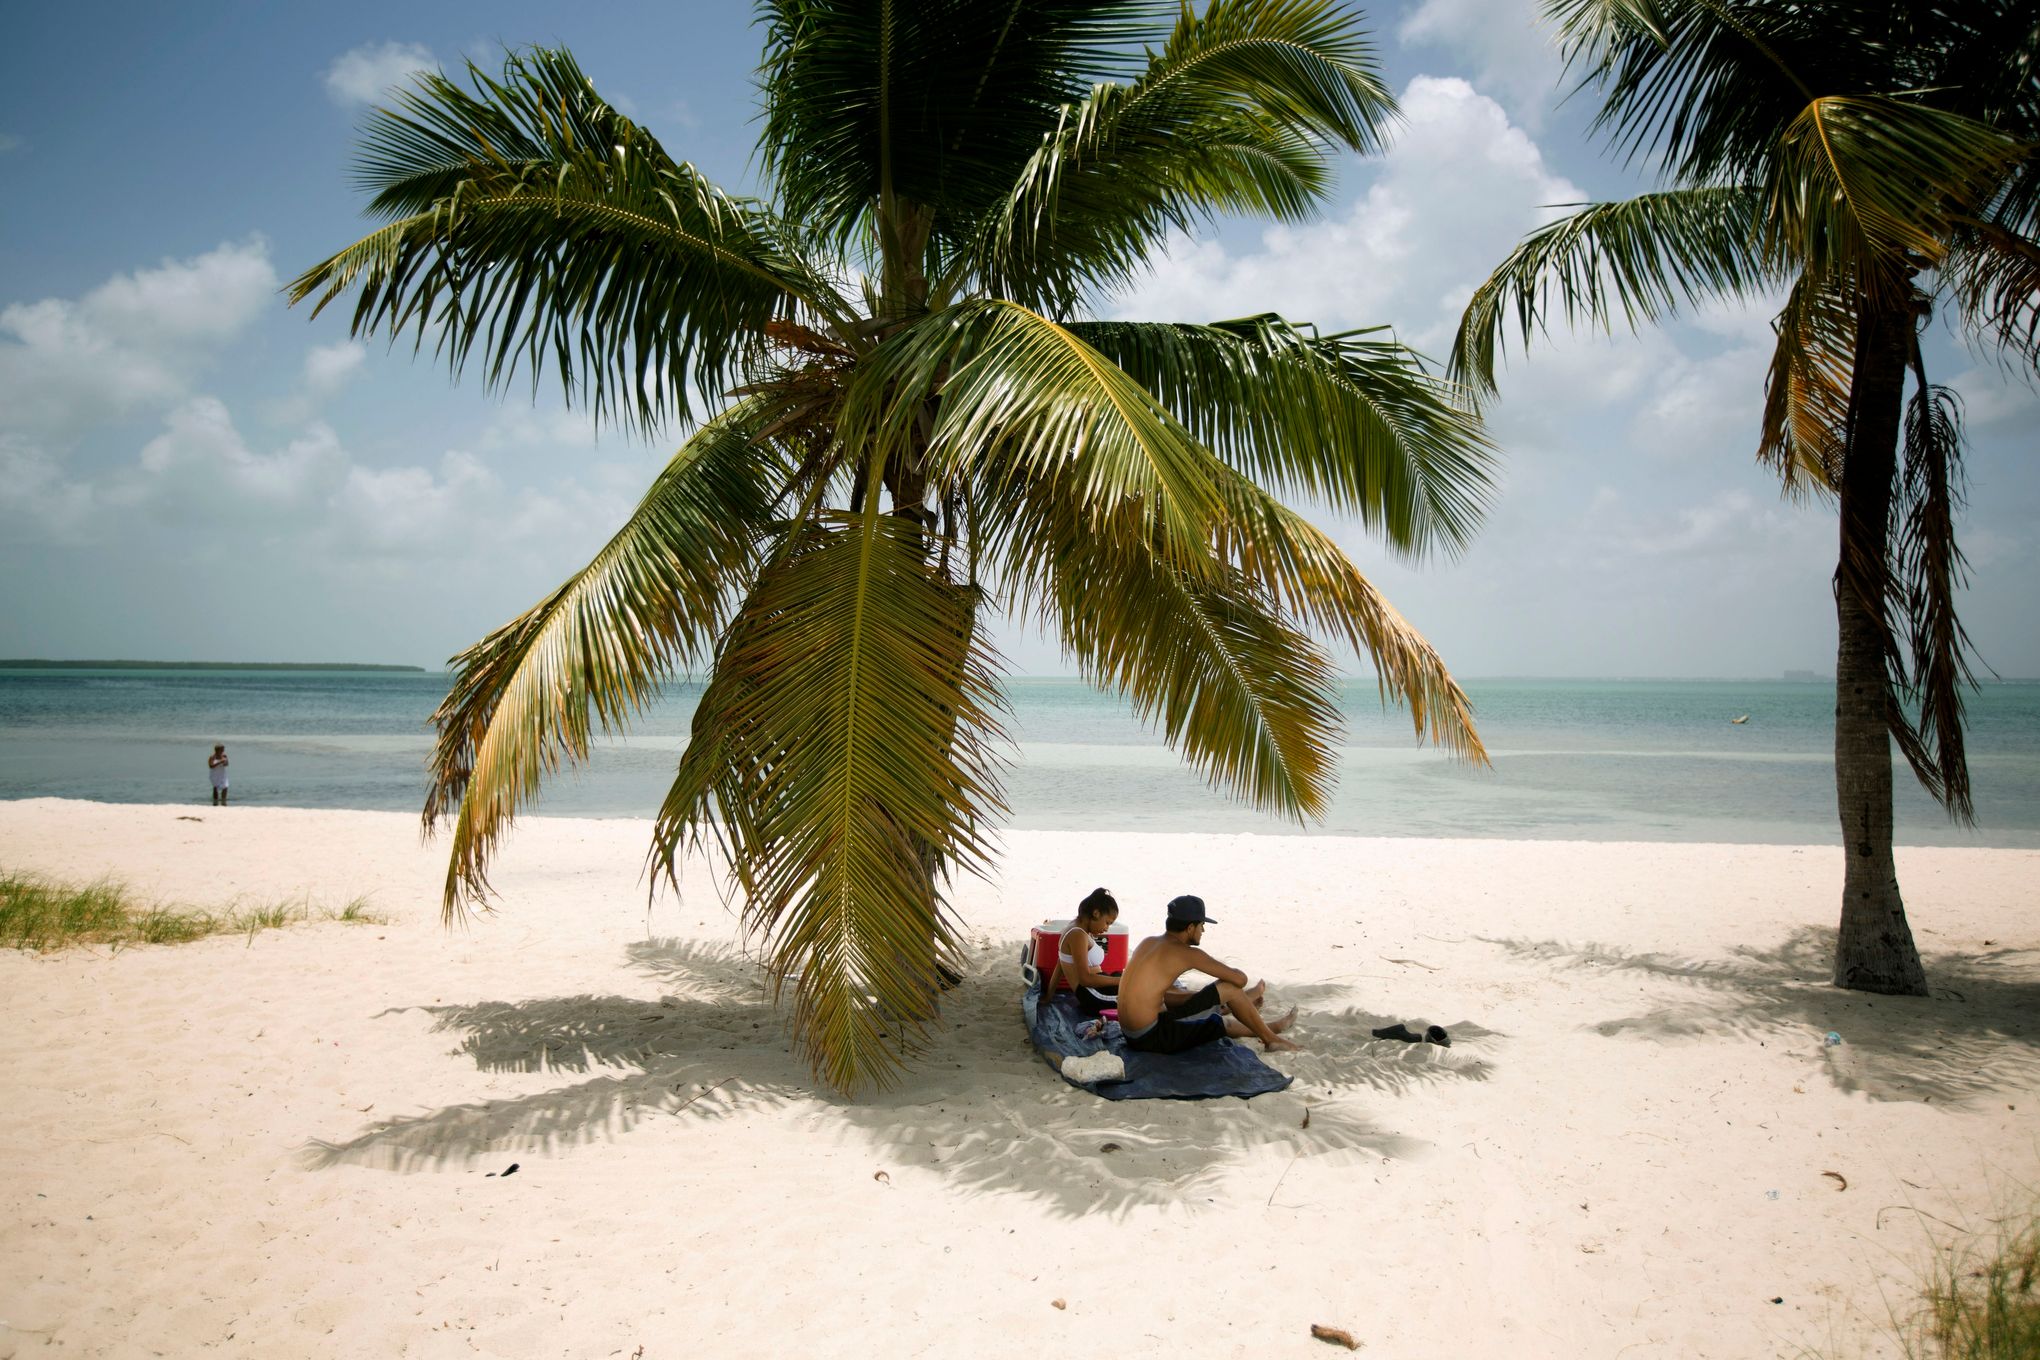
[1906,1205,2040,1359]
[0,871,383,951]
[1806,1201,2040,1360]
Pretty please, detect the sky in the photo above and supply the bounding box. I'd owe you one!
[2,1,2034,679]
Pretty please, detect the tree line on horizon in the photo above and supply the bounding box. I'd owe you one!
[292,0,2037,1093]
[0,660,426,672]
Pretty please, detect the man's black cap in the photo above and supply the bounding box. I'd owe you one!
[1166,894,1216,924]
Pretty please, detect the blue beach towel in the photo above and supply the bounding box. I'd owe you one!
[1023,987,1293,1101]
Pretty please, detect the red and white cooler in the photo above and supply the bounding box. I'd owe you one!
[1025,919,1130,994]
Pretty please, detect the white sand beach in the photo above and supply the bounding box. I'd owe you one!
[1,797,2034,1359]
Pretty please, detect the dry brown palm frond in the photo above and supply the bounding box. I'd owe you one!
[1760,271,1855,494]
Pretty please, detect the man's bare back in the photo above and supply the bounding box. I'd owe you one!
[1118,933,1242,1030]
[1117,897,1298,1053]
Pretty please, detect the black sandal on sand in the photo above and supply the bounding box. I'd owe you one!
[1423,1025,1451,1047]
[1370,1023,1422,1043]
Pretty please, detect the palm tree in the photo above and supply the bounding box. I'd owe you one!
[1451,0,2037,995]
[293,1,1496,1092]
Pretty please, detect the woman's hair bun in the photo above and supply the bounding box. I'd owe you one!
[1079,886,1117,913]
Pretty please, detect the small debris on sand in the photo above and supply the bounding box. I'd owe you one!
[1822,1171,1848,1191]
[1310,1323,1362,1349]
[1051,1299,1066,1310]
[873,1170,890,1184]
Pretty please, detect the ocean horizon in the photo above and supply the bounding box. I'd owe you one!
[3,666,2037,848]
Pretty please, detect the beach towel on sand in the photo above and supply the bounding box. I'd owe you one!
[1024,987,1292,1101]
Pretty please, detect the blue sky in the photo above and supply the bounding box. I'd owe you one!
[3,1,2035,678]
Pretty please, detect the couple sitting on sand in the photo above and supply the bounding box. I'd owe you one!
[1057,888,1300,1055]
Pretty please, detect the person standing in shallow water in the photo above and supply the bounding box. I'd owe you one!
[208,744,229,806]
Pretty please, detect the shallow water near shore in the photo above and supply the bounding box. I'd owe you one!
[2,668,2037,846]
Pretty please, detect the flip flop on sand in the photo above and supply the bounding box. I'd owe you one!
[1370,1023,1422,1043]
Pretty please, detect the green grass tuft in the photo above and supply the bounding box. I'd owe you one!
[1909,1208,2040,1360]
[337,896,380,923]
[0,872,384,951]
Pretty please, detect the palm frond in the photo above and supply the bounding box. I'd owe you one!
[300,9,1502,1095]
[976,438,1484,769]
[1771,94,2028,291]
[1894,379,1977,822]
[1946,216,2040,372]
[756,0,1167,257]
[977,470,1341,820]
[857,295,1484,762]
[1450,185,1778,397]
[354,48,641,219]
[1206,477,1486,760]
[424,401,788,913]
[1547,0,1670,51]
[289,48,856,436]
[971,0,1393,310]
[648,512,1008,1093]
[1546,0,1828,182]
[1759,271,1854,494]
[1069,315,1495,557]
[842,298,1230,566]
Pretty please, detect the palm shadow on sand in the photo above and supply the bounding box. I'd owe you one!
[300,940,809,1174]
[302,936,1501,1214]
[1484,925,2040,1106]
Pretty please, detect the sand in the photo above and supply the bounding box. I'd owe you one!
[1,797,2034,1359]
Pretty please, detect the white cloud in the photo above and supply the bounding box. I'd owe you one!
[0,238,639,574]
[1593,488,1773,558]
[1105,77,1783,476]
[0,398,348,545]
[1962,524,2034,574]
[72,245,272,347]
[131,398,350,522]
[323,42,436,106]
[1946,364,2040,433]
[327,441,644,573]
[303,341,367,393]
[1627,345,1770,463]
[0,434,97,541]
[330,450,501,554]
[480,404,607,453]
[0,238,277,438]
[1127,74,1789,471]
[1398,0,1566,126]
[1111,77,1582,347]
[1098,73,1861,677]
[0,383,637,577]
[269,341,373,423]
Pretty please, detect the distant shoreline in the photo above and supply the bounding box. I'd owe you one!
[0,660,426,673]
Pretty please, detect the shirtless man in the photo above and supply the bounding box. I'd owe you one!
[1117,895,1298,1054]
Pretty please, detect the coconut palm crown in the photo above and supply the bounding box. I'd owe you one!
[1450,0,2037,995]
[293,0,1496,1092]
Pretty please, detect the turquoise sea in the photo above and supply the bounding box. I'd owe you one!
[2,669,2038,847]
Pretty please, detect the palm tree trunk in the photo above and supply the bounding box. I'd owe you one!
[1830,296,1928,996]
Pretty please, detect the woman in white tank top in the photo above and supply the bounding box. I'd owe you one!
[1057,887,1120,1016]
